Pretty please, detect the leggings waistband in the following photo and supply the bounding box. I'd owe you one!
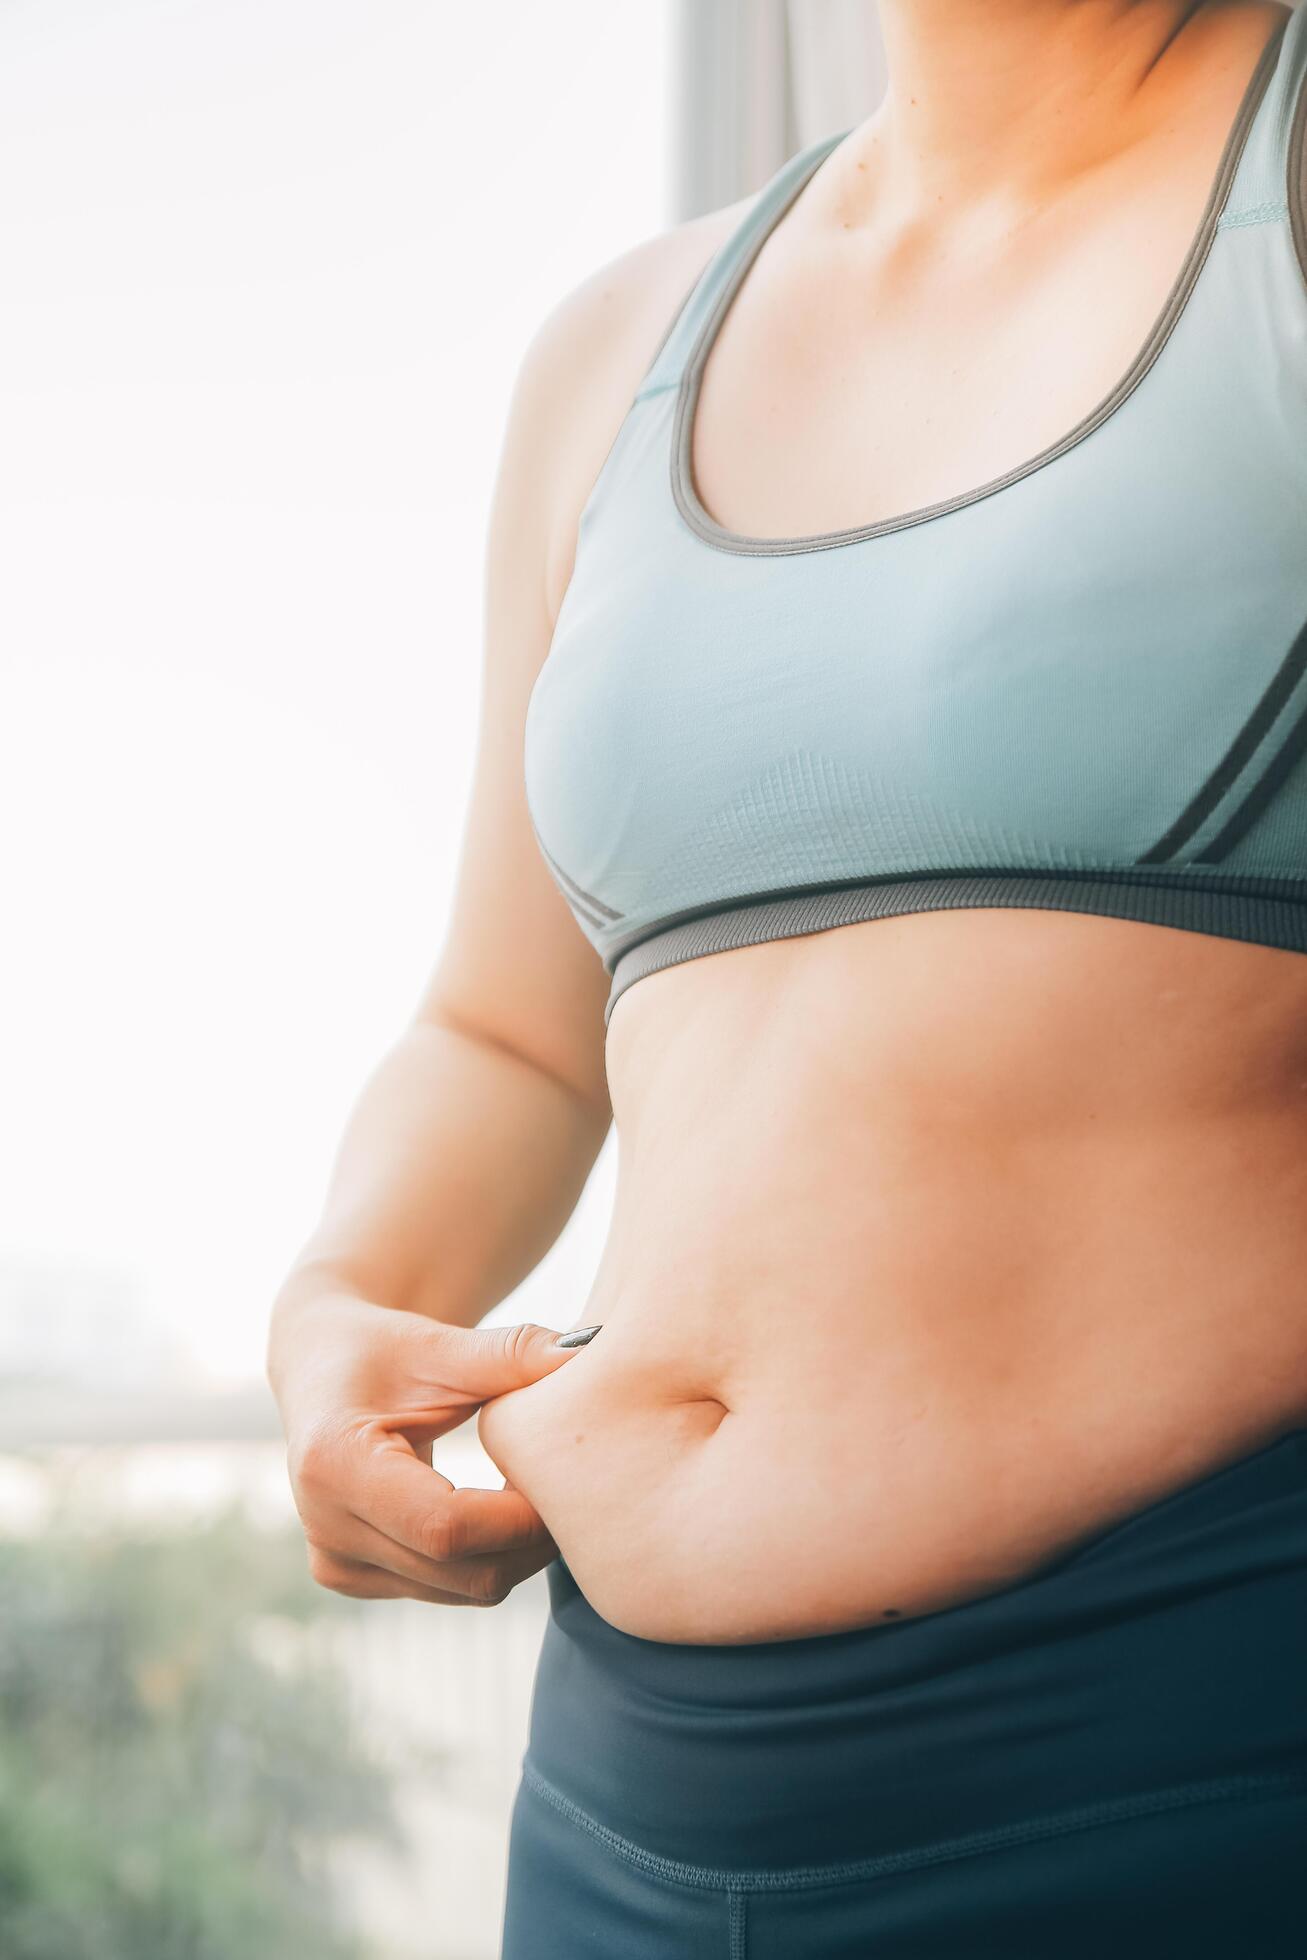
[523,1425,1307,1871]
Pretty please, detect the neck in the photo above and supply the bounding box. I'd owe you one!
[849,1,1276,220]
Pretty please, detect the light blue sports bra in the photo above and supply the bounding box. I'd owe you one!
[525,6,1307,1027]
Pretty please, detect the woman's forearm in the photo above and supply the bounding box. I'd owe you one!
[268,1012,610,1385]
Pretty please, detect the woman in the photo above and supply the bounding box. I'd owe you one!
[267,2,1307,1952]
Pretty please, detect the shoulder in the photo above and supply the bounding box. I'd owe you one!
[508,191,756,617]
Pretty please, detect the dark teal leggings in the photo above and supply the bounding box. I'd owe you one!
[500,1425,1307,1957]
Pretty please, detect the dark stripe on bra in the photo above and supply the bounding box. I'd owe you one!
[564,890,613,931]
[1136,611,1307,863]
[534,830,624,921]
[1194,690,1307,862]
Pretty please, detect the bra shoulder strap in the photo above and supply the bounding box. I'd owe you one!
[633,128,849,403]
[1219,5,1307,227]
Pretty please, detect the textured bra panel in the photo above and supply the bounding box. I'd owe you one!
[524,6,1307,1025]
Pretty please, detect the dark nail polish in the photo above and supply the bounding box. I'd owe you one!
[555,1324,602,1348]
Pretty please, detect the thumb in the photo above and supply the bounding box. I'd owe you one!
[426,1318,602,1401]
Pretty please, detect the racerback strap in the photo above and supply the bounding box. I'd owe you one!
[632,128,848,404]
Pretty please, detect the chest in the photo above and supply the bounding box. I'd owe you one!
[688,157,1243,543]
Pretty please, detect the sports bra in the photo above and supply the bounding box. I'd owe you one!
[524,5,1307,1029]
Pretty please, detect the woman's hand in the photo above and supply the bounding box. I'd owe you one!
[269,1287,595,1606]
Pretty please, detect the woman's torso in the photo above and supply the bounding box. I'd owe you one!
[477,2,1307,1644]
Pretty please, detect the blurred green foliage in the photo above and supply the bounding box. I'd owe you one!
[0,1488,417,1960]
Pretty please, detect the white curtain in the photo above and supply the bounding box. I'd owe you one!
[787,0,888,152]
[671,0,887,220]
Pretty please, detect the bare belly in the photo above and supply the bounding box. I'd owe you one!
[476,909,1307,1644]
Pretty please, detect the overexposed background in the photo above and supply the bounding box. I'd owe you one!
[0,0,675,1399]
[0,6,674,1955]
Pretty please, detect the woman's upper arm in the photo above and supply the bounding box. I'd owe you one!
[417,210,741,1121]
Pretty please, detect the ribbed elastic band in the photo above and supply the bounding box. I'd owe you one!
[605,870,1307,1022]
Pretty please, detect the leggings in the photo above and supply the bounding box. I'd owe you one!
[499,1423,1307,1957]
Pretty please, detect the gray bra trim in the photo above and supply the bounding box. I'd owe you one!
[668,13,1289,559]
[603,869,1307,1024]
[1291,22,1307,290]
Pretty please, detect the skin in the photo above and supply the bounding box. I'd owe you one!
[268,0,1307,1642]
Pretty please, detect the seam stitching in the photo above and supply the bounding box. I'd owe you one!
[519,1762,1307,1895]
[1216,199,1289,227]
[727,1888,748,1960]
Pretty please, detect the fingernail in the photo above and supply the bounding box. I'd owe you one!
[554,1324,602,1348]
